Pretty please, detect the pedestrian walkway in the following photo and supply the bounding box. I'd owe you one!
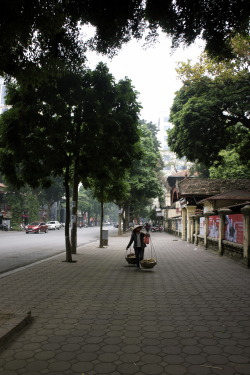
[0,231,250,375]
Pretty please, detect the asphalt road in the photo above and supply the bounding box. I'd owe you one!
[0,225,117,275]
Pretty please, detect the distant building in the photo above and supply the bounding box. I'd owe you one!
[0,77,11,114]
[156,111,192,176]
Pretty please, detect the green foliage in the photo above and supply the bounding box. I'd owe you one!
[123,121,164,220]
[81,69,141,178]
[0,62,142,256]
[1,0,249,81]
[78,67,142,210]
[103,202,119,223]
[83,119,164,223]
[0,0,85,80]
[4,192,23,229]
[5,186,40,229]
[168,52,250,167]
[0,63,141,189]
[209,150,250,178]
[39,176,65,207]
[189,162,210,178]
[26,191,41,223]
[78,186,118,223]
[78,187,100,222]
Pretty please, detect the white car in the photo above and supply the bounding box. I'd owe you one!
[46,221,61,230]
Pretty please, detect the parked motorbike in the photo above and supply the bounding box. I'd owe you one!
[79,224,88,228]
[0,223,9,231]
[151,225,163,232]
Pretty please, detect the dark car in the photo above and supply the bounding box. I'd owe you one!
[25,222,48,234]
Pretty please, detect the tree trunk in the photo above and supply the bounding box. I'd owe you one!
[118,207,123,236]
[48,203,52,221]
[71,157,79,254]
[99,199,104,247]
[123,203,130,233]
[64,158,72,262]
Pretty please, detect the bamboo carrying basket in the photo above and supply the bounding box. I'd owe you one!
[140,234,157,269]
[125,249,137,264]
[140,258,157,269]
[125,234,157,268]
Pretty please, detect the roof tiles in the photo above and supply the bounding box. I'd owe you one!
[177,178,250,196]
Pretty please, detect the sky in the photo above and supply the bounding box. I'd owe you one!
[85,31,205,124]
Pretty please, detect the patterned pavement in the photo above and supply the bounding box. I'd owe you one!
[0,231,250,375]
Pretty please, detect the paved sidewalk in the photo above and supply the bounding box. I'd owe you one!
[0,231,250,375]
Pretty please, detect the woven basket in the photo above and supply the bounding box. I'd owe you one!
[126,253,137,264]
[140,258,157,269]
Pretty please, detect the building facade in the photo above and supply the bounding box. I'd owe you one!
[0,77,10,114]
[156,112,192,176]
[165,177,250,267]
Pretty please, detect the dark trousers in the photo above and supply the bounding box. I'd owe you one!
[135,247,144,267]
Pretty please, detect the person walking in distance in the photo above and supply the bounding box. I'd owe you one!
[145,222,150,233]
[126,225,146,269]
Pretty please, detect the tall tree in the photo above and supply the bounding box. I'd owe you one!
[0,63,141,257]
[0,75,77,260]
[79,76,142,244]
[168,48,250,167]
[117,121,164,229]
[71,66,141,251]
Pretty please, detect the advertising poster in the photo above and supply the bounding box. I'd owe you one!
[224,214,243,244]
[199,217,205,235]
[177,219,182,233]
[208,216,220,238]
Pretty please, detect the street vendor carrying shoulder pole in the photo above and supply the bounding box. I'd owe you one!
[126,225,146,269]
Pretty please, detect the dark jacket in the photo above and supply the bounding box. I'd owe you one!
[127,232,146,249]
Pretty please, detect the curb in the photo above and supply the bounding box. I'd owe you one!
[0,310,32,348]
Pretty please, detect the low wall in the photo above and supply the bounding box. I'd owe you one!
[222,240,243,262]
[206,237,219,252]
[197,235,204,247]
[165,228,182,238]
[166,208,249,267]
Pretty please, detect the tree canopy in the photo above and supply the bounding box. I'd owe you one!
[168,49,250,168]
[117,120,164,227]
[0,63,141,186]
[209,149,250,179]
[1,0,249,79]
[0,63,141,258]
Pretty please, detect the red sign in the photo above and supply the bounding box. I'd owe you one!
[224,214,243,244]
